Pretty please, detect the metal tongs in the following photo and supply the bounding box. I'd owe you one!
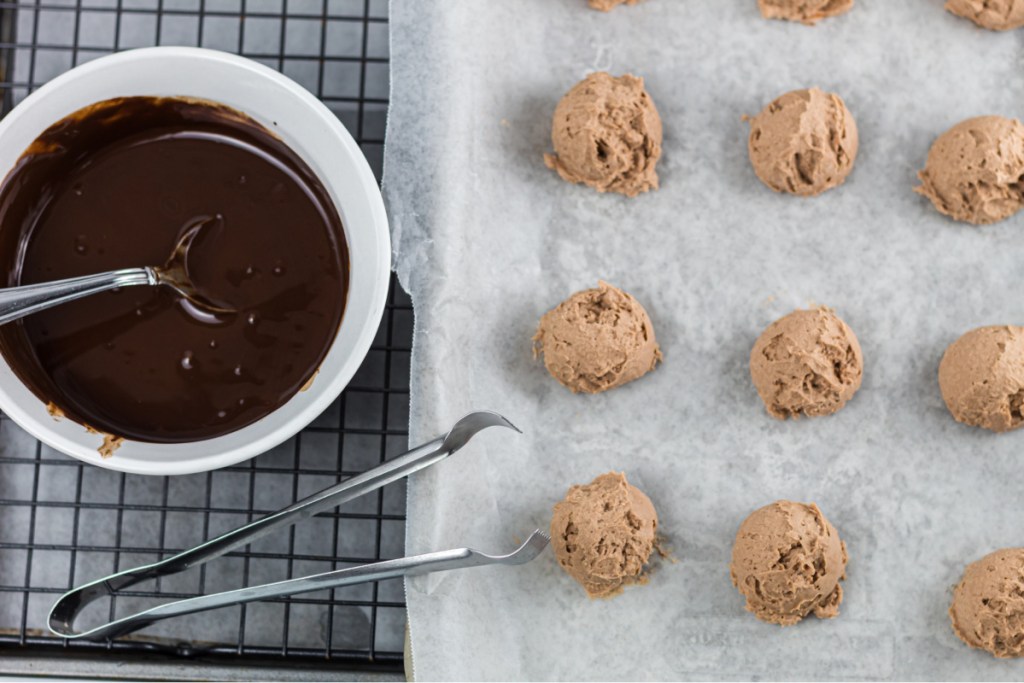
[48,411,547,641]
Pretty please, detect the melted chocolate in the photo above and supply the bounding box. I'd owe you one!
[0,97,348,443]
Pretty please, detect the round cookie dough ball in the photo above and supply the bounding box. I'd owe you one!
[915,116,1024,225]
[758,0,853,24]
[731,501,848,625]
[747,88,858,196]
[749,307,863,419]
[544,72,662,198]
[589,0,638,10]
[533,281,661,394]
[945,0,1024,30]
[938,325,1024,433]
[551,471,658,598]
[950,548,1024,658]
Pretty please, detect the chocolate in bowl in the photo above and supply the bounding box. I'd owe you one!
[0,96,349,444]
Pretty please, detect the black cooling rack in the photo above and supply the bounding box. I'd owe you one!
[0,0,409,674]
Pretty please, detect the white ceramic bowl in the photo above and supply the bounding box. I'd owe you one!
[0,47,390,475]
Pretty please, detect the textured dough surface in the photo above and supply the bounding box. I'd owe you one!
[749,307,863,419]
[951,548,1024,658]
[589,0,639,10]
[731,501,848,625]
[551,471,658,598]
[938,325,1024,433]
[945,0,1024,30]
[544,72,662,197]
[757,0,853,24]
[534,281,661,394]
[747,88,858,196]
[915,116,1024,225]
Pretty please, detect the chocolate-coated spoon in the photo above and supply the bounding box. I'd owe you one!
[0,215,233,326]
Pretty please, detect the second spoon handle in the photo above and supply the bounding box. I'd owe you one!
[0,267,157,326]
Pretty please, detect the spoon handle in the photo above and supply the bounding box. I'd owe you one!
[0,267,157,325]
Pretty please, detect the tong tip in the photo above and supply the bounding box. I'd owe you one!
[512,529,550,563]
[442,410,521,453]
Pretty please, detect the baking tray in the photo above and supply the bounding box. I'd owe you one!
[386,1,1024,679]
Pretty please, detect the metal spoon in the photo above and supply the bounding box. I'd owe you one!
[0,215,233,325]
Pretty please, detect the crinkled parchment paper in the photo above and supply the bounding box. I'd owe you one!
[383,0,1024,679]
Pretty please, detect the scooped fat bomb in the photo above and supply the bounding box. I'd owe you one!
[748,88,858,197]
[544,72,662,198]
[750,307,863,419]
[731,501,848,626]
[534,281,661,394]
[950,548,1024,658]
[945,0,1024,30]
[938,326,1024,433]
[757,0,853,24]
[589,0,638,10]
[551,472,658,598]
[915,116,1024,225]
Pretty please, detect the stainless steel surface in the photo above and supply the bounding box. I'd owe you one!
[55,530,547,643]
[154,214,236,314]
[48,412,522,641]
[0,214,234,325]
[0,267,156,325]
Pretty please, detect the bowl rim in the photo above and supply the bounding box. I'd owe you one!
[0,47,392,475]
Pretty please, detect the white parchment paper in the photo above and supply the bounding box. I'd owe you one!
[382,1,1024,679]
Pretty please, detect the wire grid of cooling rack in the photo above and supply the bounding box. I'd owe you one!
[0,0,409,673]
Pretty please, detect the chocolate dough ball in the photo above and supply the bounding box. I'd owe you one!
[589,0,639,10]
[731,501,848,625]
[945,0,1024,30]
[748,88,858,196]
[544,72,662,197]
[551,471,658,598]
[533,281,661,394]
[750,307,864,419]
[757,0,854,24]
[938,325,1024,433]
[915,116,1024,225]
[951,548,1024,658]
